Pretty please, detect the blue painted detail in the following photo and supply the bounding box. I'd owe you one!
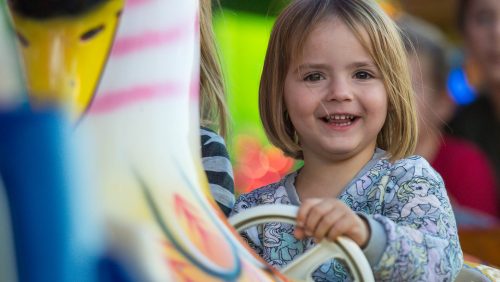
[0,106,99,282]
[447,67,477,105]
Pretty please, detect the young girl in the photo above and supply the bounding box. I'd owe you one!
[230,0,463,280]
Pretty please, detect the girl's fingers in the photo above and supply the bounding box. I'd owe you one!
[302,200,336,236]
[294,226,305,240]
[326,216,355,242]
[296,199,370,246]
[313,208,346,240]
[296,198,322,228]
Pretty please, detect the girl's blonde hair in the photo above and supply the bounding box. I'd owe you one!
[200,0,229,138]
[259,0,417,161]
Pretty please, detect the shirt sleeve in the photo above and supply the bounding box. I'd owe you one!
[357,213,388,267]
[372,156,463,281]
[200,127,235,216]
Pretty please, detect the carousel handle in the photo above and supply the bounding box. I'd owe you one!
[229,205,375,282]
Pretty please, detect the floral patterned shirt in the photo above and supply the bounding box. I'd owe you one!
[230,149,463,281]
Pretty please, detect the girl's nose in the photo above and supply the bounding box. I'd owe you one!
[325,79,352,102]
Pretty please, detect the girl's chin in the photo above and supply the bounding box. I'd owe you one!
[320,145,359,158]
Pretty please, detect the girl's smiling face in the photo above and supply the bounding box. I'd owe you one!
[284,17,388,163]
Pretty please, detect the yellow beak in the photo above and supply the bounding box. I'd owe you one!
[10,0,123,120]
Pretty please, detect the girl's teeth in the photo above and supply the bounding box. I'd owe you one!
[324,116,354,126]
[326,114,354,121]
[331,121,352,126]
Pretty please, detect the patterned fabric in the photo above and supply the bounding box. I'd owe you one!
[230,149,463,281]
[200,127,235,216]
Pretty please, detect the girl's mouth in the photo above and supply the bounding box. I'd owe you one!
[321,114,358,126]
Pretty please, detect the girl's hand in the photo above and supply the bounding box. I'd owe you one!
[294,198,370,248]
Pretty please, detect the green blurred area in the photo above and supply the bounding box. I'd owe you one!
[214,9,275,147]
[214,9,298,193]
[219,0,288,16]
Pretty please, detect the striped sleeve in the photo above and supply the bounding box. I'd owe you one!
[200,127,235,216]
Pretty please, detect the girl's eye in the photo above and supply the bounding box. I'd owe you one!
[304,73,324,82]
[354,71,373,80]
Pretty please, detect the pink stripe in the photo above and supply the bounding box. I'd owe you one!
[125,0,152,8]
[89,82,182,114]
[194,8,199,34]
[189,76,199,101]
[111,22,190,57]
